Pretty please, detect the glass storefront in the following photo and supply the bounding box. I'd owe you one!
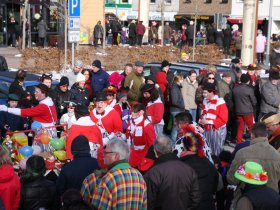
[0,0,64,47]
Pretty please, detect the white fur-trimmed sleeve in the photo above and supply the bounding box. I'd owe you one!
[7,108,21,116]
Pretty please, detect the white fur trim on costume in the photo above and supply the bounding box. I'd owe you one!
[7,108,21,116]
[74,116,95,126]
[147,97,162,107]
[93,106,114,119]
[40,97,54,106]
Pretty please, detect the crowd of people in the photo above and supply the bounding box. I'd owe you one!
[0,57,280,210]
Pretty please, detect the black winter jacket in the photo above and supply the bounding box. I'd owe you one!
[19,177,58,210]
[180,154,219,210]
[129,23,137,37]
[233,84,257,115]
[56,153,100,196]
[144,153,200,210]
[53,86,72,118]
[70,84,90,107]
[170,84,185,112]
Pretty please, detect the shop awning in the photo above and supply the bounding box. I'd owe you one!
[227,18,263,24]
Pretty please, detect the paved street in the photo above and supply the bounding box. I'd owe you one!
[0,47,22,69]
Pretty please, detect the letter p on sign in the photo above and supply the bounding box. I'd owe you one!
[69,0,80,17]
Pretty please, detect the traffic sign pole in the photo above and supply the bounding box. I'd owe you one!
[68,0,81,68]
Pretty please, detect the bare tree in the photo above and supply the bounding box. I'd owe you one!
[157,0,165,46]
[22,0,28,50]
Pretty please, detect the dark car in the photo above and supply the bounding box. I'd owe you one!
[144,61,235,82]
[0,71,59,105]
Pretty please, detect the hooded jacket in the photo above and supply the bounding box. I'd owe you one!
[0,164,20,210]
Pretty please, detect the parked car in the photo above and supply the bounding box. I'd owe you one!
[144,61,235,82]
[0,71,59,105]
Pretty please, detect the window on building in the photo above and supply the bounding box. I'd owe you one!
[122,0,129,3]
[107,0,116,3]
[183,0,191,3]
[150,0,156,3]
[204,0,212,3]
[165,0,171,4]
[219,0,228,3]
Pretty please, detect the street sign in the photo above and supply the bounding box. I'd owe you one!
[68,30,80,43]
[69,17,80,30]
[68,0,80,17]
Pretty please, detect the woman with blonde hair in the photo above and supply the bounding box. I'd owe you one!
[0,145,20,210]
[170,74,185,142]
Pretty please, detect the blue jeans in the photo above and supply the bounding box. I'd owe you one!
[170,111,180,144]
[189,109,197,122]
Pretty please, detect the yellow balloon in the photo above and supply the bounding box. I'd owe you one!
[53,150,66,160]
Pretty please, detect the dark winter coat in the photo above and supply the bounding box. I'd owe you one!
[215,30,224,47]
[0,56,8,71]
[53,86,72,118]
[56,153,99,196]
[223,28,232,47]
[233,84,257,115]
[144,153,200,210]
[187,25,195,40]
[19,177,58,210]
[260,80,280,114]
[180,154,219,210]
[110,20,121,33]
[70,84,90,107]
[129,23,137,37]
[236,184,280,210]
[207,28,215,43]
[90,68,109,97]
[169,84,185,113]
[94,24,104,39]
[9,80,25,99]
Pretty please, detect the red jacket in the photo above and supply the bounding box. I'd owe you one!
[85,79,93,98]
[21,96,57,124]
[90,106,123,134]
[199,95,228,129]
[146,98,164,125]
[126,116,156,171]
[156,71,168,102]
[66,116,103,161]
[136,23,146,35]
[0,164,20,210]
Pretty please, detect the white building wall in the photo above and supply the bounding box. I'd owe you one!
[231,0,280,34]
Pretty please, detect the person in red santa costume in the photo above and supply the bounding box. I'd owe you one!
[90,92,124,145]
[126,103,156,172]
[0,84,57,137]
[66,104,102,159]
[104,86,117,108]
[139,84,164,136]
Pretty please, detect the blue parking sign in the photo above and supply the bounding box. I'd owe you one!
[68,0,80,17]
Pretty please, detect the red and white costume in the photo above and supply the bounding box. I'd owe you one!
[66,116,103,164]
[199,95,228,156]
[126,115,156,171]
[113,103,122,116]
[199,95,228,129]
[146,97,164,136]
[90,106,123,145]
[7,96,57,128]
[107,99,117,108]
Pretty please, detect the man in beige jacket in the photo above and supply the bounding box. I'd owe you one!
[181,70,198,121]
[227,122,280,208]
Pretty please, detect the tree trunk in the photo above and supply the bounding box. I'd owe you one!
[22,0,28,50]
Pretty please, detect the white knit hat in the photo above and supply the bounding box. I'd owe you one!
[76,73,86,83]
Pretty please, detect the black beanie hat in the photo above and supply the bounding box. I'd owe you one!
[26,155,46,175]
[240,74,251,83]
[269,70,280,80]
[75,104,89,116]
[92,60,102,69]
[59,76,69,86]
[71,135,90,155]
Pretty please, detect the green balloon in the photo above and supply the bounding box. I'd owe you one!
[50,139,65,150]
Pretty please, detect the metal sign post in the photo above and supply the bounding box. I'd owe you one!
[68,0,80,68]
